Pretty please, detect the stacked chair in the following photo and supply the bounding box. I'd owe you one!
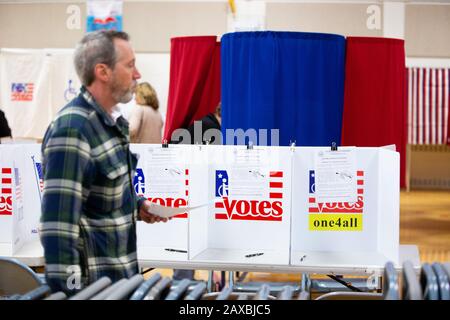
[0,257,44,300]
[1,257,449,300]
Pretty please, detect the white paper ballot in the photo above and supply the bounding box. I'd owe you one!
[314,148,357,203]
[146,202,210,218]
[147,147,184,166]
[228,168,268,198]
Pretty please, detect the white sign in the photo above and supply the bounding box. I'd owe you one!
[314,148,357,203]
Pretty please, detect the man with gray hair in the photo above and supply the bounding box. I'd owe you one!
[40,30,168,295]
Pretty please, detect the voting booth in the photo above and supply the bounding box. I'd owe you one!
[188,145,293,265]
[290,146,400,269]
[131,144,192,261]
[0,144,42,256]
[1,144,400,272]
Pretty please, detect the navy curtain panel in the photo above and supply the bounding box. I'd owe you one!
[163,36,221,143]
[221,31,346,146]
[341,37,407,188]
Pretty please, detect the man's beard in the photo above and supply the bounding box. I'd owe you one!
[111,80,136,104]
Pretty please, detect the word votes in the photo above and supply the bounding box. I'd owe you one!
[315,196,364,214]
[222,198,283,217]
[147,197,187,207]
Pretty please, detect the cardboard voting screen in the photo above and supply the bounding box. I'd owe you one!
[132,144,191,261]
[290,147,400,268]
[0,144,42,255]
[189,145,293,266]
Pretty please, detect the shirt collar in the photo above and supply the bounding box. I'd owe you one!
[80,86,119,127]
[111,105,123,123]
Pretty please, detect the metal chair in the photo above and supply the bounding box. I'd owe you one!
[165,279,191,300]
[44,291,67,300]
[184,282,207,300]
[431,263,449,300]
[129,273,162,300]
[297,291,310,300]
[105,274,144,300]
[215,286,232,300]
[143,277,172,300]
[420,263,439,300]
[90,278,127,300]
[0,257,42,298]
[315,261,399,300]
[70,276,112,300]
[402,260,423,300]
[18,285,51,300]
[443,263,450,279]
[315,291,383,300]
[383,261,399,300]
[277,285,294,300]
[253,284,271,300]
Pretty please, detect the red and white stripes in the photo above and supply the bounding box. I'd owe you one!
[214,170,284,221]
[407,68,449,145]
[175,169,189,219]
[269,171,283,200]
[0,168,13,215]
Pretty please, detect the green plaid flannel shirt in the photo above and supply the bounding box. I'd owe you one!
[40,86,146,295]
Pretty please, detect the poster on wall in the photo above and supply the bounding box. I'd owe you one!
[227,0,266,32]
[87,0,123,32]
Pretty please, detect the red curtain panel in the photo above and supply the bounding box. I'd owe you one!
[341,37,407,188]
[447,70,450,146]
[448,101,450,146]
[163,36,221,142]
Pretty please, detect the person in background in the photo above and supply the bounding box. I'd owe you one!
[129,82,163,144]
[40,30,169,296]
[0,109,12,139]
[186,102,222,145]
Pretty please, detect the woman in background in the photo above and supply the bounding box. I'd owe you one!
[129,82,163,143]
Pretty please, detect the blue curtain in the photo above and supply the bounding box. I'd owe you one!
[221,31,346,146]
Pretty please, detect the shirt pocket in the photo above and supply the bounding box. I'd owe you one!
[92,149,130,213]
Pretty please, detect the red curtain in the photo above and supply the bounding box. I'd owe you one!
[163,36,221,142]
[448,105,450,146]
[341,37,407,188]
[448,69,450,146]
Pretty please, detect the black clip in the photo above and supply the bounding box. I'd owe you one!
[162,139,168,148]
[331,142,337,151]
[247,141,253,150]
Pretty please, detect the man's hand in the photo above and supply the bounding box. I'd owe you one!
[139,199,171,224]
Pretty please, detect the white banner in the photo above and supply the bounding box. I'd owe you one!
[46,49,81,117]
[0,49,170,140]
[0,50,52,139]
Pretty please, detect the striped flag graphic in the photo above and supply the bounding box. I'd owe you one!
[215,170,284,221]
[407,68,449,145]
[0,168,13,215]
